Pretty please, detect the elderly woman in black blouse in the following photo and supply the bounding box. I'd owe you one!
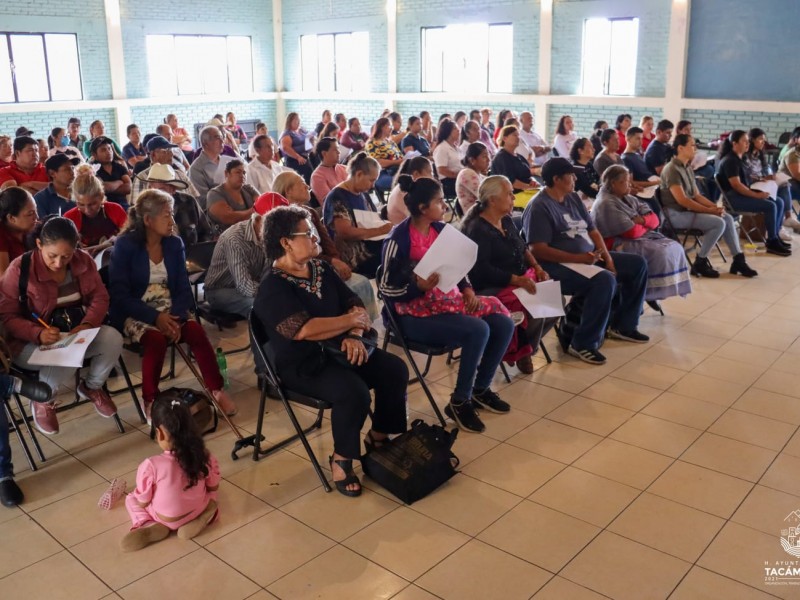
[461,175,558,374]
[253,205,408,497]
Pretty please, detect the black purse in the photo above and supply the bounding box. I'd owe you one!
[319,328,379,368]
[155,387,218,436]
[361,419,460,504]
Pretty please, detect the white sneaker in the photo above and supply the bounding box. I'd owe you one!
[784,216,800,233]
[780,228,793,242]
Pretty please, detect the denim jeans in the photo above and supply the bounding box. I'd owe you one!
[726,191,779,240]
[398,312,514,401]
[0,373,18,479]
[205,287,254,318]
[665,209,741,258]
[541,252,647,351]
[375,171,394,192]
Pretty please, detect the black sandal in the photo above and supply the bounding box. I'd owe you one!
[328,455,362,497]
[363,431,389,454]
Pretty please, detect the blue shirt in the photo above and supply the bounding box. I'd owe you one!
[523,189,595,255]
[400,133,431,157]
[122,142,145,166]
[644,140,673,173]
[33,184,76,217]
[623,151,654,180]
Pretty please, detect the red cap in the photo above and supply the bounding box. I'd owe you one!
[254,192,289,215]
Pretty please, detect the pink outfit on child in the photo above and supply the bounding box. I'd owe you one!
[125,451,220,530]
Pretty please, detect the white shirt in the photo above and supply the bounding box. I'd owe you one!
[553,132,578,160]
[519,128,549,166]
[433,142,463,177]
[245,158,291,194]
[386,185,410,225]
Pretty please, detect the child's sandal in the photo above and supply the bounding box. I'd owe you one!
[328,456,362,497]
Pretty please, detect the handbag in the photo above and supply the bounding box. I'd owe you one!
[319,328,379,368]
[155,387,218,436]
[361,419,459,504]
[17,251,87,333]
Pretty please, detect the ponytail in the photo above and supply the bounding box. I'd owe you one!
[151,394,209,489]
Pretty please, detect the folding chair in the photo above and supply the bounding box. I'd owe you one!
[655,188,726,265]
[715,173,764,250]
[232,312,331,492]
[3,394,44,471]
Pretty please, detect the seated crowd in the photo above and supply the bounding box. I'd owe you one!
[0,104,796,513]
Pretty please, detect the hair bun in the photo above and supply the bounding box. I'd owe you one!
[397,174,414,193]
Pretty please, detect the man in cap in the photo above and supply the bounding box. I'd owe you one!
[90,136,131,211]
[66,117,87,152]
[523,157,649,365]
[34,153,80,217]
[131,135,197,202]
[0,136,49,193]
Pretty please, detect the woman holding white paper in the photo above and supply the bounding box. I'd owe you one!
[461,176,558,375]
[378,176,514,434]
[323,152,392,278]
[0,217,123,435]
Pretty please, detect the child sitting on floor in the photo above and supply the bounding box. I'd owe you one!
[120,394,220,551]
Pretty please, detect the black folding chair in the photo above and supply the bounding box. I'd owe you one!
[234,312,331,492]
[715,173,764,250]
[655,188,726,265]
[4,394,44,471]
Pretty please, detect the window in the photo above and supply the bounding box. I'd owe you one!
[580,18,639,96]
[0,33,82,103]
[145,35,253,96]
[421,23,512,94]
[300,32,369,93]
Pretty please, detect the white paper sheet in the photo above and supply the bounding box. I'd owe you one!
[28,327,100,368]
[404,150,422,159]
[691,151,708,170]
[412,224,478,293]
[562,262,605,278]
[774,172,791,186]
[636,175,661,199]
[751,180,779,198]
[512,280,565,319]
[353,209,391,241]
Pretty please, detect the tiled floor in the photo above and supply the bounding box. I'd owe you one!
[3,248,800,599]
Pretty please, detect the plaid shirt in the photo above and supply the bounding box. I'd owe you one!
[204,216,266,297]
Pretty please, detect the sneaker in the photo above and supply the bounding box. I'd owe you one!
[607,329,650,344]
[568,346,607,365]
[77,381,117,418]
[212,390,237,416]
[780,228,794,242]
[444,398,485,433]
[0,477,23,507]
[472,388,511,413]
[31,400,59,435]
[784,215,800,233]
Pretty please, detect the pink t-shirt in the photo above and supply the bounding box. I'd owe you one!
[311,163,347,205]
[408,224,439,261]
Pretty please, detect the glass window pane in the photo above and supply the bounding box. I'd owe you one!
[581,18,610,95]
[301,35,318,91]
[351,32,370,92]
[488,25,512,93]
[174,37,204,95]
[422,28,444,92]
[0,37,14,103]
[10,34,49,102]
[45,34,82,100]
[227,36,253,93]
[146,35,177,96]
[317,34,335,92]
[334,33,352,92]
[607,19,639,96]
[201,37,228,94]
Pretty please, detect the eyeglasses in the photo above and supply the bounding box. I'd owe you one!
[289,225,318,239]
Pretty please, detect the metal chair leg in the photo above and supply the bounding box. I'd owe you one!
[401,346,447,427]
[117,357,146,424]
[5,399,36,471]
[540,341,552,364]
[500,363,512,384]
[13,394,45,462]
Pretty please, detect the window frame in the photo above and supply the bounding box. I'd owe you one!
[0,31,84,104]
[299,31,369,93]
[579,16,640,97]
[420,22,513,94]
[145,33,254,96]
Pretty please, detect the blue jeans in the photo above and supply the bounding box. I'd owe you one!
[376,171,394,192]
[398,312,514,401]
[666,209,741,258]
[726,191,779,240]
[542,252,647,350]
[205,287,254,318]
[0,373,17,479]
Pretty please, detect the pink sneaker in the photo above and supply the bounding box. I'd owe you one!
[31,401,59,435]
[212,390,237,416]
[77,381,117,418]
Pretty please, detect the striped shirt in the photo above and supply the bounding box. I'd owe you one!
[204,216,266,297]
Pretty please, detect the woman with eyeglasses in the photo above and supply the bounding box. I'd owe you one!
[253,205,408,497]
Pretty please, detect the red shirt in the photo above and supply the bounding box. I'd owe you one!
[617,129,628,154]
[0,161,48,186]
[63,202,128,246]
[0,224,27,263]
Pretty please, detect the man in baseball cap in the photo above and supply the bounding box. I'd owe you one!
[33,153,81,217]
[522,157,649,365]
[15,126,34,137]
[131,136,198,202]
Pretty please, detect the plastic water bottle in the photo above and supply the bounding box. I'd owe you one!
[215,348,229,389]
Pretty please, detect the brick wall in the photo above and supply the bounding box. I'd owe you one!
[0,1,112,100]
[550,0,670,97]
[546,103,663,140]
[282,0,387,93]
[0,108,118,143]
[680,110,800,146]
[283,100,387,132]
[396,0,539,94]
[119,0,274,98]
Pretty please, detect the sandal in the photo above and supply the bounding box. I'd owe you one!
[328,455,362,497]
[364,430,389,454]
